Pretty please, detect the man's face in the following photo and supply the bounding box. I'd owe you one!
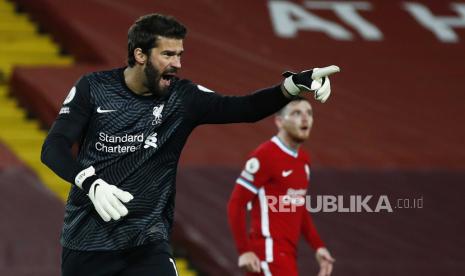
[144,37,183,96]
[277,100,313,143]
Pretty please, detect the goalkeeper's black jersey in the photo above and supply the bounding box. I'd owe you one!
[41,67,289,251]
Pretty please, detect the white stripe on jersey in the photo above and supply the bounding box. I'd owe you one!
[258,188,270,236]
[265,237,274,263]
[236,178,258,194]
[240,170,254,182]
[261,261,273,276]
[258,187,273,262]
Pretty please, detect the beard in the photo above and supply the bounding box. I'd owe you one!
[288,128,310,144]
[290,135,307,144]
[143,60,167,97]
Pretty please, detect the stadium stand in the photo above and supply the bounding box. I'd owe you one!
[0,0,72,201]
[2,0,464,275]
[0,147,63,276]
[0,1,72,275]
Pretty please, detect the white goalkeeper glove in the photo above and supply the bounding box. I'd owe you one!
[88,179,134,222]
[283,65,340,103]
[75,166,134,222]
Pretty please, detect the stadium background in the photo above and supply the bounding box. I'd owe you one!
[0,0,464,275]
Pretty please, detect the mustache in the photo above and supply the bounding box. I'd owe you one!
[163,67,178,75]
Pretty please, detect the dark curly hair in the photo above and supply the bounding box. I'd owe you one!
[127,14,187,67]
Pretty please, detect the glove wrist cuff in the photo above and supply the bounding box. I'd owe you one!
[75,166,98,192]
[82,175,99,194]
[283,76,300,96]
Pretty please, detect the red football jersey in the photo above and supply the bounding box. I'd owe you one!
[228,136,324,264]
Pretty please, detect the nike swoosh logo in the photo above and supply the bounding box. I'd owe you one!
[97,107,117,113]
[282,170,293,177]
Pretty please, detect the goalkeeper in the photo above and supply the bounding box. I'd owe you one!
[41,13,340,276]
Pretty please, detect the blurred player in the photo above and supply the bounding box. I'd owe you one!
[41,13,339,276]
[228,97,335,276]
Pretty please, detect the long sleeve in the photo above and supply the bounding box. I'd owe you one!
[301,210,325,250]
[227,147,272,255]
[185,83,291,125]
[41,76,93,184]
[227,185,256,254]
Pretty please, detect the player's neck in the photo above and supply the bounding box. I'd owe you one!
[277,132,301,151]
[124,66,151,96]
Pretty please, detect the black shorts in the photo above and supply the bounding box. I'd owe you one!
[61,241,179,276]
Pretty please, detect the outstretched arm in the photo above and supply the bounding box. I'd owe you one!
[185,65,340,125]
[187,84,291,125]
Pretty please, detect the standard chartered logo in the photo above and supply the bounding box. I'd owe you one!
[95,132,158,153]
[144,133,158,149]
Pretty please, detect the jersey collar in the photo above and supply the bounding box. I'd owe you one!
[271,136,298,158]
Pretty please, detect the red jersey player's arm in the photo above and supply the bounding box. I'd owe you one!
[301,210,325,250]
[227,185,256,254]
[227,153,271,254]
